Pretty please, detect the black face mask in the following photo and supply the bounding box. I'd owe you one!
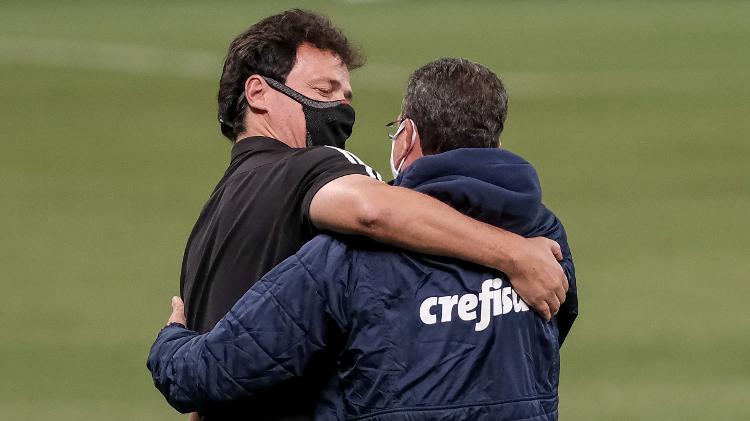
[263,76,355,149]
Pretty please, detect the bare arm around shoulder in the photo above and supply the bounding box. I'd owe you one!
[309,174,569,320]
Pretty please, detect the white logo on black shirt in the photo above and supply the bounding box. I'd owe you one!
[324,146,383,181]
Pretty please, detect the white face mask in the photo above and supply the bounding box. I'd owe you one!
[390,120,417,179]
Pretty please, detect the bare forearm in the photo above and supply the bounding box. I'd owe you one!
[311,178,518,271]
[355,186,519,271]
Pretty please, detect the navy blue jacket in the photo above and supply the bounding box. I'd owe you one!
[148,148,577,420]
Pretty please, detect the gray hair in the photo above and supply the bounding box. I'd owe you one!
[401,58,508,155]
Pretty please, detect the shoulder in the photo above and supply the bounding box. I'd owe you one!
[290,146,383,181]
[286,145,345,164]
[292,145,359,161]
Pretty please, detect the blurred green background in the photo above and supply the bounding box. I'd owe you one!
[2,0,748,419]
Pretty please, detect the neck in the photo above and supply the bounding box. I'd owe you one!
[235,128,275,143]
[236,118,304,148]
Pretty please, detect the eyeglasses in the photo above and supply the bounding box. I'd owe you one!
[385,118,405,140]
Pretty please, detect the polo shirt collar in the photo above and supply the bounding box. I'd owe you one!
[231,136,290,161]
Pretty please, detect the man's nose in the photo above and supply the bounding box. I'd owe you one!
[339,89,353,105]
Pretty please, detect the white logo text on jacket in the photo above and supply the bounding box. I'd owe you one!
[419,278,530,332]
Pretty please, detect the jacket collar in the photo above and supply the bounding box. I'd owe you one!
[393,148,544,234]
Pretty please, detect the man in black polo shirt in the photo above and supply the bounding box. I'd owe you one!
[174,10,568,420]
[183,135,388,331]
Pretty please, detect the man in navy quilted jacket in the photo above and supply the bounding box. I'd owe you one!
[148,58,578,421]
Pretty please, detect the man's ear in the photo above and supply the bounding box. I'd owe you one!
[244,75,269,112]
[406,119,424,160]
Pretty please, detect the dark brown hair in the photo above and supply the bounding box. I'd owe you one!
[218,9,364,140]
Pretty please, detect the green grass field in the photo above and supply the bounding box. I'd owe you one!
[2,1,749,419]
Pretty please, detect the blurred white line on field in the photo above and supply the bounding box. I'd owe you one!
[336,0,397,3]
[0,37,223,80]
[0,37,408,89]
[0,37,733,98]
[0,36,412,91]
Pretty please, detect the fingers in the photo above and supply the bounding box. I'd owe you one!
[561,270,570,292]
[547,293,561,319]
[528,294,561,322]
[168,296,187,326]
[554,263,569,294]
[524,295,551,322]
[511,236,568,322]
[537,301,552,322]
[529,236,563,261]
[549,240,563,261]
[554,283,566,306]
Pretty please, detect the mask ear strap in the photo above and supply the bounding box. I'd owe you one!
[393,120,408,138]
[396,119,418,172]
[409,120,418,147]
[262,76,342,109]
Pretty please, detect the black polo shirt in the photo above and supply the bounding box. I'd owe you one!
[180,136,381,333]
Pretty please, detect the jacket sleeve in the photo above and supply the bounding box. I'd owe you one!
[554,220,578,346]
[146,242,349,414]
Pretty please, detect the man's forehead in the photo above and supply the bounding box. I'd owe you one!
[294,43,345,67]
[288,44,351,86]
